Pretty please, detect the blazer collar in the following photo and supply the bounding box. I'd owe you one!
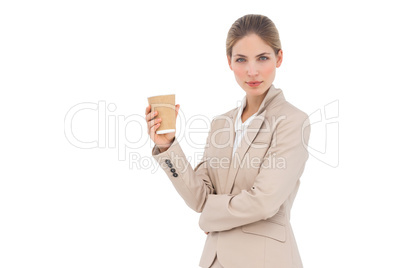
[229,83,284,120]
[217,83,285,193]
[234,97,257,133]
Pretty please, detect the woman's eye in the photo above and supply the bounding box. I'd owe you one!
[236,58,246,63]
[259,56,269,61]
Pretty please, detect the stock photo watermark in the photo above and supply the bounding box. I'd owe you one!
[305,100,339,167]
[64,99,339,172]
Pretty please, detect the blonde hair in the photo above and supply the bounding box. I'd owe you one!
[226,14,282,58]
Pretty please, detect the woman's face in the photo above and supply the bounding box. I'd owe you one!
[227,33,283,97]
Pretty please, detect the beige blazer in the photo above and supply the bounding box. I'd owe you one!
[152,84,311,268]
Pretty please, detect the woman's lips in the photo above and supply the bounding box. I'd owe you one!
[246,81,262,87]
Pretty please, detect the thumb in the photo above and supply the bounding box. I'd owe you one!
[175,104,180,118]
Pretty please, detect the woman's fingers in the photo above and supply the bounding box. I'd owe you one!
[145,104,151,116]
[149,116,161,134]
[175,104,180,118]
[148,117,159,135]
[149,119,160,138]
[145,105,157,121]
[145,105,159,132]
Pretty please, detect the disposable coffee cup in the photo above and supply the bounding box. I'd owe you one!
[147,94,176,134]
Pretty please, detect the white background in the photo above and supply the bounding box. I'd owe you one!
[1,0,401,267]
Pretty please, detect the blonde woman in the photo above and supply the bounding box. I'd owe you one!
[145,14,311,268]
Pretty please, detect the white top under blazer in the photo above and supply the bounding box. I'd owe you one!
[232,95,257,157]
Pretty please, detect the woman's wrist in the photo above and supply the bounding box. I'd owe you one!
[158,146,169,153]
[157,138,175,153]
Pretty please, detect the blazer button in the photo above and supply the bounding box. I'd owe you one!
[165,159,171,164]
[168,163,173,168]
[173,173,178,177]
[170,168,176,173]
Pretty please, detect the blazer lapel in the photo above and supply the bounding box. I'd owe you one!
[218,84,284,194]
[216,109,236,193]
[223,110,266,193]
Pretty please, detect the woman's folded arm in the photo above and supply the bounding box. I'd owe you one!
[199,113,311,232]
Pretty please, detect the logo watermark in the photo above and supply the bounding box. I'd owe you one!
[304,100,339,167]
[64,99,339,171]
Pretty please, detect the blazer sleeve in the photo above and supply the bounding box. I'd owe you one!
[151,119,216,213]
[198,112,311,233]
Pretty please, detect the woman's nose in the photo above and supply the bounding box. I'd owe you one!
[246,62,258,76]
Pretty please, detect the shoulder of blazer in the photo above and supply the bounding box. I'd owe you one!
[209,107,237,129]
[213,107,237,120]
[268,100,310,144]
[274,100,309,122]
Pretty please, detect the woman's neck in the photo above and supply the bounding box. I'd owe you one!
[243,89,269,115]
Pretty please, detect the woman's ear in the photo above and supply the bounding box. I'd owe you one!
[227,55,233,70]
[276,49,283,68]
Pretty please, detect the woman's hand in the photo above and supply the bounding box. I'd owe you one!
[145,104,180,152]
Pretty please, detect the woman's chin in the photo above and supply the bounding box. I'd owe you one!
[243,87,266,96]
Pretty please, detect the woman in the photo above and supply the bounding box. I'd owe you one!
[145,14,311,268]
